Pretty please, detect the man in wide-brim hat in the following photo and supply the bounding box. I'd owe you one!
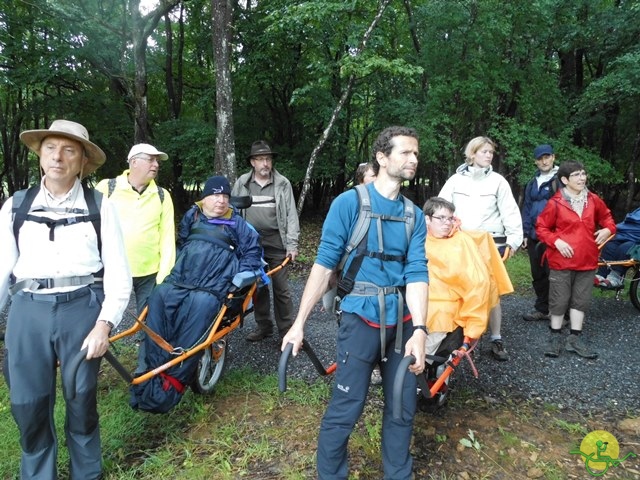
[0,119,132,479]
[232,140,300,342]
[20,119,107,179]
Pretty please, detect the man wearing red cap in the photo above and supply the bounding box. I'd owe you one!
[0,119,132,479]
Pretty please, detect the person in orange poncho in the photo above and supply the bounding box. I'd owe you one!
[423,197,513,359]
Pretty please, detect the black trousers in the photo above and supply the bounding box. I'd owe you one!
[527,238,549,314]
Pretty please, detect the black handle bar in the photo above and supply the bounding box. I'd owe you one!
[64,348,133,400]
[392,354,430,420]
[278,341,335,393]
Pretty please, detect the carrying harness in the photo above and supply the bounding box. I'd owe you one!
[9,184,104,295]
[333,184,416,360]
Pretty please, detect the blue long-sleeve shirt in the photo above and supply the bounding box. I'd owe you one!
[316,183,428,325]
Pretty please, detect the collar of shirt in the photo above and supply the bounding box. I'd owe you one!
[250,171,273,187]
[41,176,81,206]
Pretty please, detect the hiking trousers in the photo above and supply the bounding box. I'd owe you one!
[317,312,417,480]
[254,244,294,334]
[527,238,550,314]
[3,286,104,480]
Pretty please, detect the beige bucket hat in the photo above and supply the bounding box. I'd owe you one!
[20,119,106,177]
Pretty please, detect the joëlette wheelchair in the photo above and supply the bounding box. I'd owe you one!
[64,195,289,403]
[595,235,640,311]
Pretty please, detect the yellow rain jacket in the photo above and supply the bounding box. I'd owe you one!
[426,229,513,339]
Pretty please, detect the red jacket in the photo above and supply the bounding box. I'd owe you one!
[536,190,616,271]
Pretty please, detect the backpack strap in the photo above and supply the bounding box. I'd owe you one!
[338,184,371,270]
[12,186,41,248]
[11,184,103,258]
[83,184,103,256]
[107,178,116,198]
[109,176,164,204]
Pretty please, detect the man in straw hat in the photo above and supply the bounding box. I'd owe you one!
[232,140,300,342]
[0,119,132,479]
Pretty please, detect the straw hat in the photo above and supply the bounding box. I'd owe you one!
[20,119,106,177]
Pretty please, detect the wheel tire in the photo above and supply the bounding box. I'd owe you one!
[629,267,640,312]
[191,340,228,394]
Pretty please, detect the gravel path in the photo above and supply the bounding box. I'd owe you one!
[224,279,640,415]
[1,281,638,414]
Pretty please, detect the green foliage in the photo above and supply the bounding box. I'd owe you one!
[459,429,482,451]
[2,0,640,209]
[504,251,534,295]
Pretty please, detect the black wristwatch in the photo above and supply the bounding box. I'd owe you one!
[413,325,427,334]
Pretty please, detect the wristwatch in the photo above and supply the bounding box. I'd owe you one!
[98,319,115,332]
[413,325,427,334]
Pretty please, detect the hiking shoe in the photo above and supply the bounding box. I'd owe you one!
[490,339,509,361]
[565,334,598,359]
[544,334,562,358]
[245,329,273,342]
[523,310,549,322]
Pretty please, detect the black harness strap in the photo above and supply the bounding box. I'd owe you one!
[12,186,40,247]
[12,184,102,253]
[189,226,237,252]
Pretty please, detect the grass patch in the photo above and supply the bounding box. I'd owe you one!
[553,419,588,436]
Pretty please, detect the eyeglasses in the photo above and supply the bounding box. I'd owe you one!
[252,156,272,163]
[430,215,455,224]
[135,156,160,165]
[569,171,587,178]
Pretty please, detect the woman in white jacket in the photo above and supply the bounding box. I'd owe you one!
[439,136,523,362]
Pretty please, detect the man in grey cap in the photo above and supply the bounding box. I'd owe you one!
[0,119,132,479]
[96,143,176,315]
[232,140,300,341]
[521,144,559,322]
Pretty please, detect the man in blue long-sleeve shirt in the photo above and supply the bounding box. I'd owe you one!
[522,144,558,321]
[281,126,429,480]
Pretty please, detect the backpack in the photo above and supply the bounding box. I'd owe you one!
[12,184,103,254]
[107,177,165,204]
[334,183,415,303]
[330,184,416,359]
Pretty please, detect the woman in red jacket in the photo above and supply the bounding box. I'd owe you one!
[536,161,616,359]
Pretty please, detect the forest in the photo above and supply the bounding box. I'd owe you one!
[1,0,639,217]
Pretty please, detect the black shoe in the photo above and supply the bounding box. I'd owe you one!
[245,329,273,342]
[490,339,509,361]
[544,333,562,358]
[523,310,549,321]
[565,334,598,359]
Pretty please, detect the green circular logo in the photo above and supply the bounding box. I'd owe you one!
[579,430,620,474]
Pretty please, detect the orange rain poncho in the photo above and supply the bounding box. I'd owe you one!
[426,229,513,340]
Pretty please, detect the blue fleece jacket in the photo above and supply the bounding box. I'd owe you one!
[316,183,428,325]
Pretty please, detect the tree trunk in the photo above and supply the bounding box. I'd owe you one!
[296,0,393,216]
[212,0,237,180]
[625,131,640,213]
[130,0,182,143]
[165,4,189,213]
